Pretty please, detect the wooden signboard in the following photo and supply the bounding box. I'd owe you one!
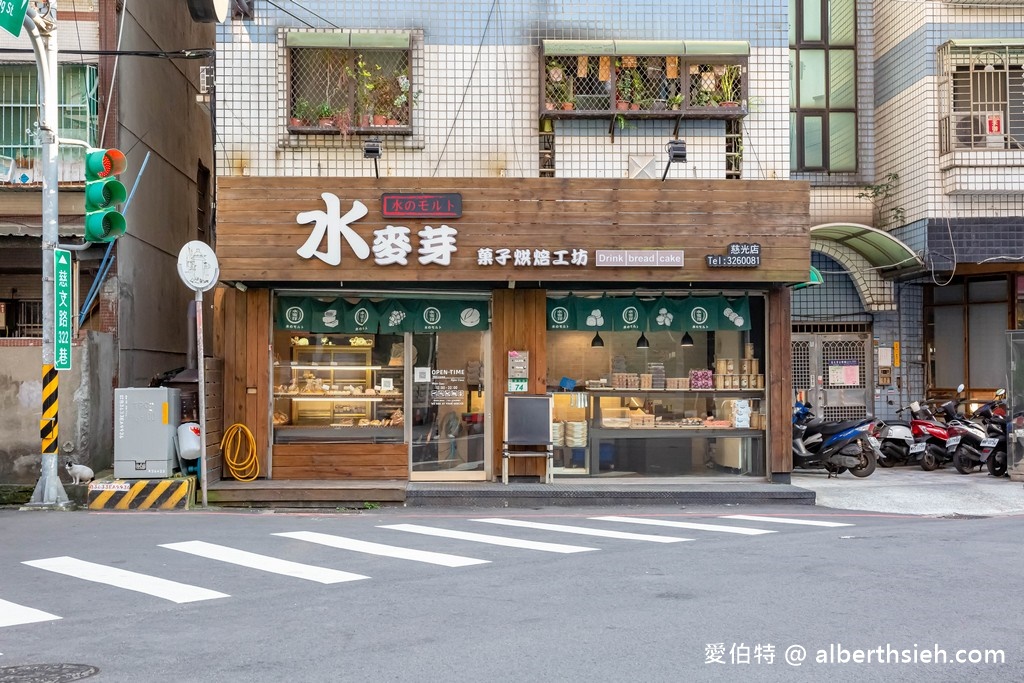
[216,177,810,283]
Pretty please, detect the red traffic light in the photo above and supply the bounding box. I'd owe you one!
[85,148,127,180]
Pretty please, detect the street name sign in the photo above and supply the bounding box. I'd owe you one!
[0,0,29,38]
[54,248,72,371]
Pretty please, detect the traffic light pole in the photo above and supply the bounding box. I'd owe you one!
[25,5,70,507]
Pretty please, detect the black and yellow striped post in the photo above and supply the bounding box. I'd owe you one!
[28,363,69,506]
[41,364,58,457]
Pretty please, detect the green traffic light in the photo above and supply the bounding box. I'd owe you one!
[84,210,127,243]
[85,178,127,209]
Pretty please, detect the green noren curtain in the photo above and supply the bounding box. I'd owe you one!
[546,295,577,331]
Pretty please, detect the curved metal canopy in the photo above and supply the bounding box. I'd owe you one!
[810,223,923,277]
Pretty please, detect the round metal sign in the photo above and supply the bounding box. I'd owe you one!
[177,241,220,292]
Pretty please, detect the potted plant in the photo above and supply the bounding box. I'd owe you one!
[615,71,633,110]
[371,74,399,125]
[667,93,683,111]
[389,73,418,125]
[316,103,335,127]
[716,65,742,106]
[290,98,312,127]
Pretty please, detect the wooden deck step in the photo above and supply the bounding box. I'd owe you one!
[206,479,407,506]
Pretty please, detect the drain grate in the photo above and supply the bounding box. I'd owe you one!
[938,513,989,520]
[0,664,99,683]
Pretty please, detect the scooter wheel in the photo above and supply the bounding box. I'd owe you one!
[953,449,973,475]
[920,451,939,471]
[987,452,1008,477]
[849,448,877,477]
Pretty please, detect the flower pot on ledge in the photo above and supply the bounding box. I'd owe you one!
[615,101,629,110]
[372,114,389,126]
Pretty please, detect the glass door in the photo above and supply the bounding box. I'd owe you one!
[409,330,490,480]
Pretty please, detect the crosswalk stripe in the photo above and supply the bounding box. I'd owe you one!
[592,516,776,536]
[22,557,229,604]
[159,541,370,584]
[380,524,599,554]
[274,531,489,567]
[0,598,61,628]
[471,518,690,543]
[720,515,854,528]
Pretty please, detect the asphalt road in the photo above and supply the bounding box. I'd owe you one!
[1,506,1022,683]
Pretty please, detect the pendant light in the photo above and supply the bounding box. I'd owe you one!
[680,331,694,347]
[591,331,604,347]
[636,332,650,349]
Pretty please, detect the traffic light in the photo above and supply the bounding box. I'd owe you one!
[84,148,127,242]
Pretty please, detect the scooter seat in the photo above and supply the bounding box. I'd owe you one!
[812,419,869,435]
[885,420,911,428]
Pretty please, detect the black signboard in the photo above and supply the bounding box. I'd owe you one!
[381,193,463,219]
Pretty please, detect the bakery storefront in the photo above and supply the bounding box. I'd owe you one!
[215,177,809,483]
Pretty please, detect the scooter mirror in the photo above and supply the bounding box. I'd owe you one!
[956,383,965,394]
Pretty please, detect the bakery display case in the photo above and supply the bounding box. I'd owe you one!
[272,336,405,443]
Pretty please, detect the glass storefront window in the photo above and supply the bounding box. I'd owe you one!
[411,331,487,472]
[271,330,406,444]
[545,295,766,477]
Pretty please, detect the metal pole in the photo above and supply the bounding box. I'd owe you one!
[196,289,208,508]
[27,4,69,507]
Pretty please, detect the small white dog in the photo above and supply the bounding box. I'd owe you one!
[65,461,94,485]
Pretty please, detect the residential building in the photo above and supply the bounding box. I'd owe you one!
[0,1,214,486]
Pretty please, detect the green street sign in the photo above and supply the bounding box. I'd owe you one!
[0,1,30,39]
[54,248,72,371]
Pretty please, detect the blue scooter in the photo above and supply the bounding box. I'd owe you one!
[792,402,880,478]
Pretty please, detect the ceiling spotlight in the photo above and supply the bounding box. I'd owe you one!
[662,139,687,181]
[363,138,382,159]
[680,331,694,347]
[636,332,650,349]
[364,138,382,178]
[666,139,688,162]
[591,331,605,348]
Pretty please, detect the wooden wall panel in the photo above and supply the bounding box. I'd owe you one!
[272,443,408,480]
[491,289,548,480]
[213,287,271,479]
[768,285,793,476]
[216,177,811,284]
[204,358,224,482]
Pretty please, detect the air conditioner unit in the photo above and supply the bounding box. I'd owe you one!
[954,111,1005,149]
[0,155,14,183]
[199,65,215,94]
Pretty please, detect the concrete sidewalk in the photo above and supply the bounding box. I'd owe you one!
[792,467,1024,516]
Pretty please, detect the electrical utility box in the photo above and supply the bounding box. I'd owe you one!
[114,387,182,479]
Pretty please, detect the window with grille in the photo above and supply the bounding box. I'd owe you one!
[937,41,1024,153]
[788,0,857,172]
[0,64,98,184]
[285,32,413,135]
[540,41,748,123]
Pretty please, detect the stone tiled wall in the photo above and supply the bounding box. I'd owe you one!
[215,0,792,180]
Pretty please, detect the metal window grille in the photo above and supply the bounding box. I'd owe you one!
[793,323,871,334]
[792,339,812,393]
[16,300,43,337]
[541,55,745,117]
[0,64,98,184]
[287,47,411,135]
[938,42,1024,153]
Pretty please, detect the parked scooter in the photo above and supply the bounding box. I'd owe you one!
[908,389,963,471]
[792,402,880,477]
[979,410,1009,477]
[874,403,930,466]
[950,389,1007,475]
